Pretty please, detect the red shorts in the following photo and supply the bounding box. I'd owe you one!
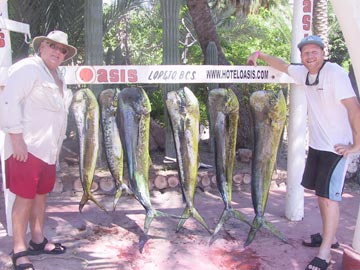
[5,153,56,199]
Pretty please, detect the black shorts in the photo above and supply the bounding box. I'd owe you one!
[301,147,348,201]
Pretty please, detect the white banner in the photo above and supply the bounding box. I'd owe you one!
[0,18,30,36]
[61,65,293,85]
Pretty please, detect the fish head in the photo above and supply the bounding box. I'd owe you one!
[208,88,239,115]
[166,87,199,116]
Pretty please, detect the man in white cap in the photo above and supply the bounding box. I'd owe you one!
[247,35,360,270]
[0,30,77,270]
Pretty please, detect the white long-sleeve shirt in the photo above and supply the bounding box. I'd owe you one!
[0,56,73,164]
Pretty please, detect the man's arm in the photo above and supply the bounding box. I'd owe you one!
[334,96,360,156]
[247,51,290,74]
[9,133,28,162]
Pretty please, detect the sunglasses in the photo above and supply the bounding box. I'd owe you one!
[305,72,320,86]
[44,41,68,55]
[305,61,326,86]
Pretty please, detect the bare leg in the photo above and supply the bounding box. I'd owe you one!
[29,194,47,243]
[29,193,61,252]
[311,196,339,269]
[12,196,33,267]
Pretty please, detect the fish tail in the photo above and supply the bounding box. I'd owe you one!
[113,188,122,211]
[176,206,210,234]
[231,209,251,226]
[210,208,250,244]
[176,207,191,232]
[210,209,232,244]
[263,220,287,243]
[112,183,131,211]
[79,193,108,213]
[79,194,88,213]
[244,216,287,246]
[191,207,211,234]
[244,216,263,247]
[143,208,171,234]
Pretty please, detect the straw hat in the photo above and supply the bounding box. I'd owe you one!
[32,30,77,62]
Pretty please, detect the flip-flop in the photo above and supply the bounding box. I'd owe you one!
[28,237,66,255]
[302,233,339,249]
[305,256,330,270]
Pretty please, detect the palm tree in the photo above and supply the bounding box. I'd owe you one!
[8,0,85,62]
[313,0,329,58]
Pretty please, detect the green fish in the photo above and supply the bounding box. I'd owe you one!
[245,90,287,246]
[166,87,210,233]
[117,87,168,234]
[71,88,107,213]
[99,88,130,210]
[207,88,250,241]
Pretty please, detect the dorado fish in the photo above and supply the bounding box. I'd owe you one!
[207,88,250,240]
[71,88,106,213]
[166,87,210,233]
[99,88,130,210]
[245,90,287,246]
[117,87,168,234]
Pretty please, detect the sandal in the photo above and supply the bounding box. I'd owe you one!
[302,233,339,249]
[12,250,35,270]
[28,237,66,255]
[305,256,330,270]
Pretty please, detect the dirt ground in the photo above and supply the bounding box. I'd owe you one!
[1,141,360,270]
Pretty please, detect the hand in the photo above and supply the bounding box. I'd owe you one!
[247,51,261,66]
[9,133,28,162]
[334,143,360,157]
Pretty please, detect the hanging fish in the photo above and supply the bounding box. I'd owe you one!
[99,88,130,210]
[207,88,250,241]
[71,88,106,213]
[245,90,287,246]
[166,86,210,233]
[117,87,168,234]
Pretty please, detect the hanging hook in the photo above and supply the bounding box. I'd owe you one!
[24,33,31,44]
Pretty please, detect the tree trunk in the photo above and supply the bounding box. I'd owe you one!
[186,0,228,65]
[85,0,106,168]
[85,0,103,97]
[313,0,329,58]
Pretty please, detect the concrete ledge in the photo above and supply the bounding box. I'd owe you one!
[342,247,360,270]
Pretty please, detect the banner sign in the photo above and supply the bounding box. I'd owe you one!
[61,65,293,85]
[0,18,30,36]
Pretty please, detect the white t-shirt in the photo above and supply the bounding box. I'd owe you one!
[0,56,73,164]
[288,62,355,153]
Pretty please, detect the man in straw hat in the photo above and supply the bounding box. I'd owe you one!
[247,36,360,270]
[0,30,77,270]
